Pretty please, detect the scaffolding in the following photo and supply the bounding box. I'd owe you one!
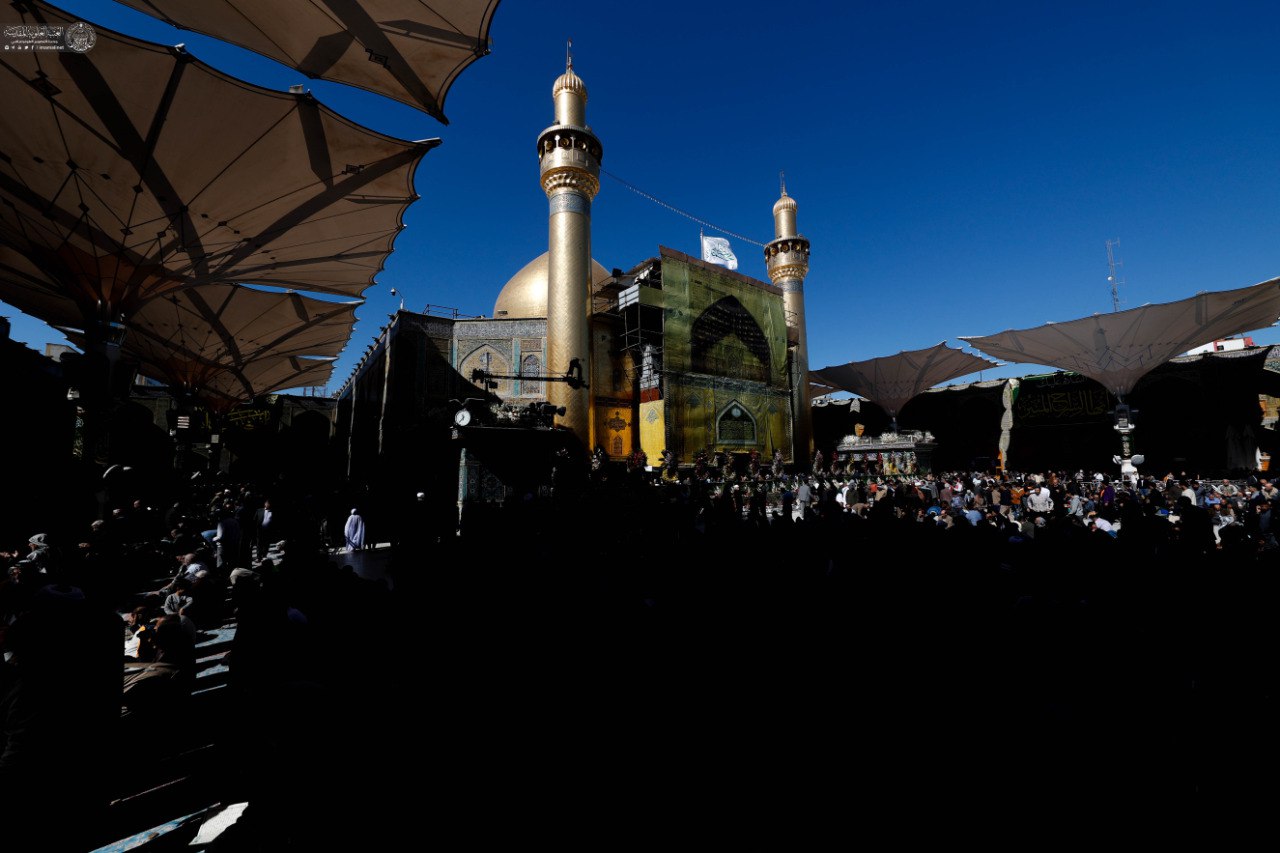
[591,261,666,386]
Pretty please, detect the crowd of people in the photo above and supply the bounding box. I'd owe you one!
[448,460,1280,823]
[2,459,1277,844]
[608,462,1280,553]
[0,483,418,848]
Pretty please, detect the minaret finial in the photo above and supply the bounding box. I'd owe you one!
[780,170,787,197]
[566,38,573,71]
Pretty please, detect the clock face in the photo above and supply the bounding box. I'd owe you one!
[454,409,472,427]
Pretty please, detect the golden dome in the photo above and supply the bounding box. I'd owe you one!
[553,67,587,101]
[493,252,612,319]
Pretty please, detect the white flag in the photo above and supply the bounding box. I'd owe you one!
[701,235,738,271]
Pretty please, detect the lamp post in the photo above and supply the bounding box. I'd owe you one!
[1112,400,1145,479]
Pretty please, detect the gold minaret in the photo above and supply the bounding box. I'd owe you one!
[537,46,601,447]
[765,176,813,468]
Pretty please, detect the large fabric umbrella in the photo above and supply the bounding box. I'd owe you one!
[61,282,355,405]
[63,333,337,410]
[0,1,435,332]
[811,342,999,421]
[961,276,1280,399]
[196,355,335,409]
[115,0,502,122]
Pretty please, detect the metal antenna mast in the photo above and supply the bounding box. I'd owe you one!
[1106,239,1124,312]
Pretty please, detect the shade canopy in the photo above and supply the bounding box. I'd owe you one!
[0,2,438,406]
[811,342,999,418]
[62,325,336,409]
[197,355,335,409]
[63,283,354,405]
[962,276,1280,398]
[0,1,434,325]
[116,282,358,363]
[115,0,501,122]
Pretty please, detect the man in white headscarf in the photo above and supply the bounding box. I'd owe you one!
[344,509,366,552]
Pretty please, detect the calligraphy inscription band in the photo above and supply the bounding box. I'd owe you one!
[1016,389,1109,420]
[549,193,590,216]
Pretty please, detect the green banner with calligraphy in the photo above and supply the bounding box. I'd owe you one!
[1013,373,1114,425]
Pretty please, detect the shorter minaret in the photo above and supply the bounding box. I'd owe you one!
[538,46,602,447]
[764,176,813,468]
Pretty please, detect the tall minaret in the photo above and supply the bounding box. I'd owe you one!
[537,47,601,447]
[764,177,813,468]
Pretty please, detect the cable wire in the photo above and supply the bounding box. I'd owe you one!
[600,168,766,247]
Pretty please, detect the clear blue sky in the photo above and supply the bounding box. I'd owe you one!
[5,0,1280,391]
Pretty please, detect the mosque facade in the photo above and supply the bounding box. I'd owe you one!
[335,59,813,489]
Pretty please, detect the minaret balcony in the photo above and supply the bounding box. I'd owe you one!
[764,237,810,260]
[537,126,603,162]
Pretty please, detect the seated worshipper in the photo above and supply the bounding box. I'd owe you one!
[344,508,367,552]
[123,605,152,659]
[173,607,199,644]
[156,552,209,595]
[122,617,195,721]
[228,566,261,589]
[1212,502,1237,543]
[161,527,195,557]
[152,614,196,670]
[163,581,193,616]
[23,533,54,573]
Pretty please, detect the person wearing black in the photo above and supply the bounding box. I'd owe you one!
[254,499,279,559]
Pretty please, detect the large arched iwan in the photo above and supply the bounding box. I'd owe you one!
[690,296,772,382]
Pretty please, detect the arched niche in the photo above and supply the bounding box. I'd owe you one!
[520,352,542,397]
[460,344,511,398]
[717,399,758,446]
[690,296,772,383]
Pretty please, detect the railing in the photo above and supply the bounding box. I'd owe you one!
[420,303,482,320]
